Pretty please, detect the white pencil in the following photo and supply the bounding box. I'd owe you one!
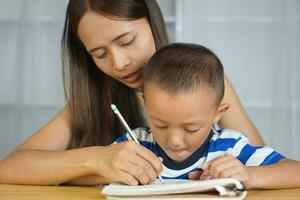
[111,104,164,184]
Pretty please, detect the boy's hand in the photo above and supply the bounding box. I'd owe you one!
[191,155,252,188]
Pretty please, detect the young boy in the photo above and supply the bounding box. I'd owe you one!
[114,43,299,189]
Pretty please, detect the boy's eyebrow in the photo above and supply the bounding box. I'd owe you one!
[88,32,131,54]
[181,121,204,126]
[150,116,168,123]
[150,116,204,126]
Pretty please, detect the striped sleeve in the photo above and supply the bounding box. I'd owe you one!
[112,128,157,152]
[113,133,130,144]
[230,132,285,166]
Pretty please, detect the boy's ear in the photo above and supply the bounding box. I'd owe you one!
[213,103,230,123]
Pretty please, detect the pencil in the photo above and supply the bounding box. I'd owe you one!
[111,104,164,184]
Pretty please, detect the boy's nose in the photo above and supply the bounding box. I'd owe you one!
[167,132,185,149]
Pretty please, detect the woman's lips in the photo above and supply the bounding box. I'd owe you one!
[121,69,142,84]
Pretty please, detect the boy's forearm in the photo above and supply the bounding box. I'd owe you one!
[0,146,102,185]
[247,159,300,189]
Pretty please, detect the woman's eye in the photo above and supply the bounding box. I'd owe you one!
[97,52,107,59]
[121,37,135,47]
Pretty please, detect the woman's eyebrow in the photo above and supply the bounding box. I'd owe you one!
[88,32,131,54]
[111,31,131,42]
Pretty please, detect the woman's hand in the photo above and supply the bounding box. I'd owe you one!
[189,155,252,188]
[89,141,162,186]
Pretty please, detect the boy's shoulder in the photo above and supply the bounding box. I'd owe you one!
[114,127,153,144]
[207,128,251,160]
[133,127,155,143]
[211,128,249,142]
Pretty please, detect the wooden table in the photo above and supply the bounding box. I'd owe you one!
[0,184,299,200]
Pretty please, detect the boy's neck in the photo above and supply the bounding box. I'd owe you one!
[155,130,214,170]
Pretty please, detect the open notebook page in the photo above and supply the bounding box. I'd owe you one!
[101,178,245,197]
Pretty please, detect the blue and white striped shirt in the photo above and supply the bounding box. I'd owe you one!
[114,127,285,179]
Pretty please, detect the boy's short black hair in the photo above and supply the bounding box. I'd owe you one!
[143,43,224,105]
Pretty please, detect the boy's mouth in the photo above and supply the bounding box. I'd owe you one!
[167,148,189,161]
[169,148,187,153]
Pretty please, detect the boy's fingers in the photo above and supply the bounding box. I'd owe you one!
[199,170,210,180]
[217,166,240,179]
[200,175,212,180]
[188,170,202,180]
[226,171,249,184]
[202,155,229,170]
[210,155,231,168]
[210,160,237,178]
[201,162,210,170]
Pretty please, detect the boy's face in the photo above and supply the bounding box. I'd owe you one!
[143,82,228,162]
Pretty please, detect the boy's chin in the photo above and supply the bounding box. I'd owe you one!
[172,157,187,162]
[167,151,191,163]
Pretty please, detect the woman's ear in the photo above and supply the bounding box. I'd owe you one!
[137,92,144,103]
[213,103,230,123]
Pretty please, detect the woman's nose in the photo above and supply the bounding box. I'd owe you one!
[111,49,130,72]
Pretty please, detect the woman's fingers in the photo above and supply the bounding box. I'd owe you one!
[99,141,162,185]
[105,158,140,185]
[135,144,163,174]
[116,169,139,186]
[125,161,153,185]
[129,154,158,183]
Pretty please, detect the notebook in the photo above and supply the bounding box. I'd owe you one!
[101,178,247,200]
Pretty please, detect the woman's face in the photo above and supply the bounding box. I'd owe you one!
[78,11,156,89]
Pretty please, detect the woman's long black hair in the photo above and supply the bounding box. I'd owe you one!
[61,0,169,148]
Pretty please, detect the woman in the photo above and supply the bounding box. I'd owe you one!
[0,0,265,186]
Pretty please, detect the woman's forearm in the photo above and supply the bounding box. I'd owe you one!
[63,175,110,186]
[247,159,300,189]
[220,75,265,146]
[0,147,101,185]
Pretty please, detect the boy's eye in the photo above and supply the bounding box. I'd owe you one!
[185,128,200,133]
[154,124,167,129]
[121,37,135,47]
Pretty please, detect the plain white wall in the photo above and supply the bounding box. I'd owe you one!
[0,0,299,160]
[178,0,300,159]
